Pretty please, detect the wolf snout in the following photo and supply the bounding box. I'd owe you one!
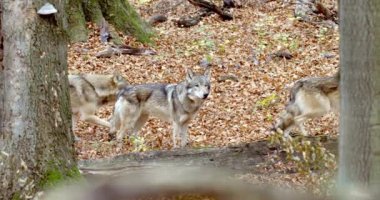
[203,93,209,99]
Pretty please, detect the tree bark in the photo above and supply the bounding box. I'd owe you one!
[0,0,76,199]
[338,0,380,198]
[68,0,153,43]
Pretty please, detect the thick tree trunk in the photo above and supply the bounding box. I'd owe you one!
[338,0,380,199]
[68,0,153,44]
[0,0,76,199]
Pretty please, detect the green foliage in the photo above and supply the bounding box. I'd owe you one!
[11,192,21,200]
[99,0,154,44]
[66,0,88,42]
[269,130,337,195]
[255,93,279,110]
[39,165,81,189]
[130,135,148,152]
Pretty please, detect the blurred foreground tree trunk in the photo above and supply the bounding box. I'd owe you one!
[67,0,153,43]
[338,0,380,199]
[0,0,76,199]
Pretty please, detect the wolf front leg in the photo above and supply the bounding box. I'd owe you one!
[173,123,189,148]
[172,123,182,148]
[71,114,81,141]
[179,125,189,148]
[293,115,309,136]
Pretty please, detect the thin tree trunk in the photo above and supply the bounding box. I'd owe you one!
[0,0,76,199]
[338,0,380,198]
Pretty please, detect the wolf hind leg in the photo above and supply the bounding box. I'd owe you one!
[132,114,149,136]
[294,110,326,136]
[81,114,111,128]
[79,104,111,128]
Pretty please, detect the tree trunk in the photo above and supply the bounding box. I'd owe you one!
[338,0,380,199]
[68,0,153,44]
[0,0,77,199]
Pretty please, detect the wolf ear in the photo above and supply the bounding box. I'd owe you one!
[204,67,211,79]
[186,68,194,82]
[113,72,126,84]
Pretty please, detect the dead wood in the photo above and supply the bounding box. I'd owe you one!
[99,18,111,43]
[46,166,325,200]
[223,0,242,8]
[72,138,336,200]
[148,14,168,26]
[188,0,233,20]
[218,74,239,82]
[175,15,203,27]
[95,45,157,58]
[315,2,338,23]
[79,138,337,175]
[271,49,293,60]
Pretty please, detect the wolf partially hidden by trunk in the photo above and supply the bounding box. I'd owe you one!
[273,70,340,136]
[110,68,211,148]
[69,73,128,131]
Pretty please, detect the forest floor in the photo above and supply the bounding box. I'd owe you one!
[68,0,339,195]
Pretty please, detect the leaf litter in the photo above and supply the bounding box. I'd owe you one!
[68,0,339,194]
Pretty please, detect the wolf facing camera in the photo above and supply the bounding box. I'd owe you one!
[110,68,211,148]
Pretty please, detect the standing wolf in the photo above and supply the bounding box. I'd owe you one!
[111,68,211,148]
[273,70,340,136]
[69,73,128,130]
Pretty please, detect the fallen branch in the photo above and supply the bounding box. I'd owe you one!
[271,49,293,60]
[174,8,214,28]
[175,15,203,28]
[148,14,168,26]
[315,2,338,23]
[223,0,242,8]
[188,0,233,20]
[96,45,156,58]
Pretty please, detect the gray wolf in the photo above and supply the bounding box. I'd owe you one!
[110,68,211,148]
[273,70,340,136]
[69,73,128,130]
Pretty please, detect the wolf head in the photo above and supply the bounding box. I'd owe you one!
[112,72,128,90]
[184,68,211,101]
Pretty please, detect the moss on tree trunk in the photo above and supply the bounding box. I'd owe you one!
[67,0,88,42]
[67,0,153,44]
[0,0,76,199]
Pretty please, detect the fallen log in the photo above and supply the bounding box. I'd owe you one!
[66,137,338,200]
[223,0,242,8]
[148,14,168,26]
[95,45,157,58]
[175,8,214,27]
[188,0,233,20]
[79,137,338,175]
[315,2,338,23]
[45,166,325,200]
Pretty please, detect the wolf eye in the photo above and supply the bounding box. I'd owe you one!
[195,84,200,87]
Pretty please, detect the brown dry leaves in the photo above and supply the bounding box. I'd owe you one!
[68,0,339,160]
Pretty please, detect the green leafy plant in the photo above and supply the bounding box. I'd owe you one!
[255,93,279,110]
[269,129,337,195]
[130,135,148,152]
